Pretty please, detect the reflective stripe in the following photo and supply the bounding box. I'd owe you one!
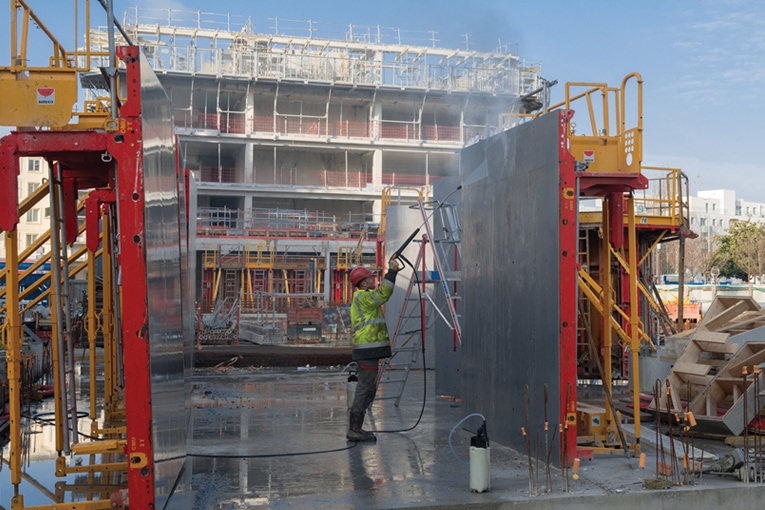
[354,317,386,331]
[354,342,390,351]
[354,292,366,325]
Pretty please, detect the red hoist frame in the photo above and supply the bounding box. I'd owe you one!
[0,46,167,508]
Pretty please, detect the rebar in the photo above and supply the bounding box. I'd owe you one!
[523,384,534,496]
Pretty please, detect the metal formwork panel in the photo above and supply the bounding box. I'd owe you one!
[112,47,187,507]
[460,111,577,465]
[433,176,463,397]
[140,50,188,505]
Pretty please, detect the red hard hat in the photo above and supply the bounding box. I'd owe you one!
[350,266,374,287]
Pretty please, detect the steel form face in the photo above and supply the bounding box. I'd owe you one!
[432,176,463,398]
[0,47,188,507]
[111,47,187,507]
[460,111,577,466]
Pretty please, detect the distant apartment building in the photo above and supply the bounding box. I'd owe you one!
[0,156,51,261]
[689,189,765,239]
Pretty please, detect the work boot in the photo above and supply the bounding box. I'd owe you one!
[346,411,376,442]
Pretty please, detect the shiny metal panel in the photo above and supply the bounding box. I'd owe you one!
[461,113,562,462]
[433,176,463,397]
[384,204,433,368]
[139,51,187,504]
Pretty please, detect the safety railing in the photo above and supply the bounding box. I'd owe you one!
[196,207,377,240]
[634,166,689,227]
[174,112,247,134]
[194,166,436,188]
[179,112,479,144]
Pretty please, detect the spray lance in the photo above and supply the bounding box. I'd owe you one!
[389,227,421,269]
[388,184,462,269]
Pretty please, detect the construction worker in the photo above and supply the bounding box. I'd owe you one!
[346,258,401,442]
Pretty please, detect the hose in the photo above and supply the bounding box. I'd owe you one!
[376,251,428,434]
[448,413,486,465]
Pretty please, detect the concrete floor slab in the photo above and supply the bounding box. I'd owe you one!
[169,367,765,509]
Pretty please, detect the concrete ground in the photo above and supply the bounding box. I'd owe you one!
[168,366,765,509]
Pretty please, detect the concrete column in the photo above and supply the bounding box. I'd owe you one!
[372,198,382,224]
[244,143,254,184]
[324,242,331,303]
[372,149,382,190]
[371,99,382,140]
[245,82,255,132]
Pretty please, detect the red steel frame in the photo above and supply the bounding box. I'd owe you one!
[558,110,579,465]
[0,45,170,508]
[557,107,649,463]
[110,45,156,507]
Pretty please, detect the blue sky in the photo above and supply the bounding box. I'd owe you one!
[3,0,764,200]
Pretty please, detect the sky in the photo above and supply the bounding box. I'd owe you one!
[2,0,765,200]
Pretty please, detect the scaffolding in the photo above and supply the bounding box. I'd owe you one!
[89,8,540,96]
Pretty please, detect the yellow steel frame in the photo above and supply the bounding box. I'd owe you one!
[4,190,128,509]
[639,166,689,226]
[544,73,643,175]
[5,229,23,494]
[578,269,648,347]
[579,166,688,231]
[380,186,427,237]
[1,0,111,129]
[244,242,274,269]
[203,245,218,269]
[337,246,350,269]
[559,73,651,455]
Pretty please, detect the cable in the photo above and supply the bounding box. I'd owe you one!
[390,185,463,262]
[23,411,104,441]
[448,413,486,465]
[414,185,463,233]
[26,409,361,460]
[376,252,427,434]
[188,442,357,459]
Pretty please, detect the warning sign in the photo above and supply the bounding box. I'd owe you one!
[37,88,55,105]
[583,150,595,163]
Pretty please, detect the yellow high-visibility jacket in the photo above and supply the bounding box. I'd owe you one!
[350,276,394,361]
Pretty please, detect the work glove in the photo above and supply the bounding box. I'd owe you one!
[388,257,402,272]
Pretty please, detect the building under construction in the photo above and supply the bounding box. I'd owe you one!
[78,7,545,337]
[2,2,765,509]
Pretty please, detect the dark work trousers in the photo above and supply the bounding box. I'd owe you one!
[350,361,379,415]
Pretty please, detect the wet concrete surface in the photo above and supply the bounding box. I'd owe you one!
[3,363,764,508]
[171,367,765,509]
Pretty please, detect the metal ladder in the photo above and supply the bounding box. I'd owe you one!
[49,165,79,451]
[377,199,462,406]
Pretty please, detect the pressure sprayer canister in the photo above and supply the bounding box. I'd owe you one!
[347,369,358,409]
[469,422,490,492]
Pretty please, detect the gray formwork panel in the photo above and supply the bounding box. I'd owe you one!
[139,52,189,505]
[385,205,434,369]
[433,176,463,397]
[460,112,572,463]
